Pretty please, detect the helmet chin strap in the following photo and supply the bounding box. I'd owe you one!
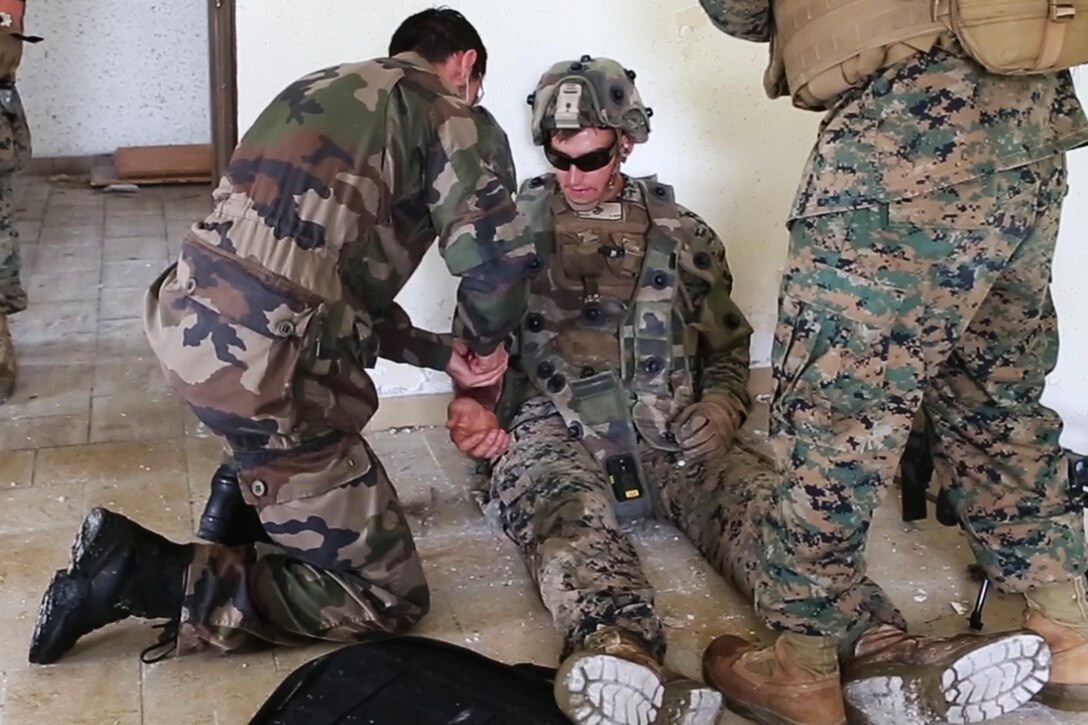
[605,169,623,196]
[565,170,624,212]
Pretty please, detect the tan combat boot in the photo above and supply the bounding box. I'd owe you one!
[1024,577,1088,711]
[702,633,846,725]
[554,626,723,725]
[842,624,1051,724]
[0,313,14,403]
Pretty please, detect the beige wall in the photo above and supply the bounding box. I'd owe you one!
[19,0,210,156]
[236,3,1088,452]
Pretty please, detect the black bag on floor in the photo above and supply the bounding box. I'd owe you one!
[248,636,567,725]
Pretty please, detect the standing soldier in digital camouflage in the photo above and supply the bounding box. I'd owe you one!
[446,55,746,725]
[696,1,1088,724]
[27,8,533,665]
[0,0,37,403]
[446,53,1066,725]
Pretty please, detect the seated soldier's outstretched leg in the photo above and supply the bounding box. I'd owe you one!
[30,434,429,663]
[488,397,721,725]
[650,428,1052,724]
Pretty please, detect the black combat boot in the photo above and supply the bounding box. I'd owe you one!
[197,463,271,547]
[28,508,192,665]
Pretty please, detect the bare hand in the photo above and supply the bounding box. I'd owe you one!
[470,346,508,377]
[446,397,510,460]
[445,340,508,388]
[453,428,510,460]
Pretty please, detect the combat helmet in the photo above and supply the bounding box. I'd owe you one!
[527,55,652,146]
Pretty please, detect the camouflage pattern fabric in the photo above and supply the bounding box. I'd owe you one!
[473,105,518,193]
[178,441,427,654]
[0,79,31,317]
[486,171,757,657]
[697,2,1088,219]
[489,397,665,660]
[145,52,532,653]
[528,56,651,145]
[699,0,1088,639]
[488,397,906,661]
[788,49,1088,220]
[0,173,25,316]
[501,175,752,460]
[761,157,1086,637]
[649,424,908,655]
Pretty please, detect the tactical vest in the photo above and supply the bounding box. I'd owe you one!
[769,0,1088,110]
[513,175,695,519]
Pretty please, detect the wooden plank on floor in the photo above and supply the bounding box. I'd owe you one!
[90,154,209,188]
[114,144,212,180]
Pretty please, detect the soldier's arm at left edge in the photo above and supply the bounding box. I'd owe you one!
[679,207,753,417]
[427,100,533,358]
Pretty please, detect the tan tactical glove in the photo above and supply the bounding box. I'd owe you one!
[673,391,745,463]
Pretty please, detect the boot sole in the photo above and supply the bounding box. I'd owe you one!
[29,509,129,665]
[658,681,724,725]
[556,652,664,725]
[28,569,76,664]
[843,632,1050,724]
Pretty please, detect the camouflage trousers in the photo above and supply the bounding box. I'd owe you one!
[487,397,905,661]
[0,85,29,318]
[761,156,1086,638]
[145,260,428,655]
[0,173,26,316]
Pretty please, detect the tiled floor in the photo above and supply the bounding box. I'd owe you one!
[0,175,1084,723]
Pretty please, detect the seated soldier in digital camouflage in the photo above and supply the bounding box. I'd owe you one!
[448,55,740,725]
[446,56,1059,725]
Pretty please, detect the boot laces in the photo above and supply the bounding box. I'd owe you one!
[140,619,180,664]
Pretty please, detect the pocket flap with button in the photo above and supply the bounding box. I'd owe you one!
[236,435,374,507]
[177,239,321,341]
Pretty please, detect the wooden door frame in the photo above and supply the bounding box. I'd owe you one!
[208,0,237,183]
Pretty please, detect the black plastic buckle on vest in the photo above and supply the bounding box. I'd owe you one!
[609,452,654,523]
[598,243,626,259]
[605,453,645,506]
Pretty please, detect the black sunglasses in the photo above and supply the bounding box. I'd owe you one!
[544,137,619,173]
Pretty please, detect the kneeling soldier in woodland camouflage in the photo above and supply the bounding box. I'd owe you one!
[28,8,532,665]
